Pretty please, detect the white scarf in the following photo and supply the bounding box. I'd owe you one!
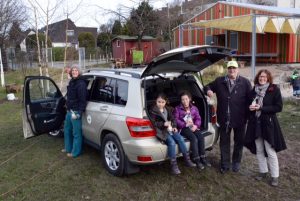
[254,83,269,117]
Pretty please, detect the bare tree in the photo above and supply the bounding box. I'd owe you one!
[27,0,65,77]
[0,0,27,70]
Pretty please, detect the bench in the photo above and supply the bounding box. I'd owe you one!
[231,53,279,65]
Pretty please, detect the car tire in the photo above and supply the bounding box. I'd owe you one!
[48,129,63,137]
[101,133,125,176]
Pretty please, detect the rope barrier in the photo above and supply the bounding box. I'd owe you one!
[0,140,40,167]
[0,155,66,198]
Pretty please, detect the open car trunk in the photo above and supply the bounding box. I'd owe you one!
[144,74,209,131]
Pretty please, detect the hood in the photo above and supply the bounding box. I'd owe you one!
[141,45,231,78]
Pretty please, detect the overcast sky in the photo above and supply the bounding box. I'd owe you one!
[23,0,177,29]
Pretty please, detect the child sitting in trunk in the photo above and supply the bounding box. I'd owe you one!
[149,93,196,175]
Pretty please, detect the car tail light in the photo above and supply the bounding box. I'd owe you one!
[137,156,153,162]
[210,105,217,124]
[126,117,156,138]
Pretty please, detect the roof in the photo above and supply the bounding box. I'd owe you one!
[222,1,300,17]
[177,1,300,34]
[40,19,97,44]
[112,35,156,41]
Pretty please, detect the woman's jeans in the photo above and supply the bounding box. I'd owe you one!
[180,127,205,161]
[165,132,188,159]
[64,111,83,157]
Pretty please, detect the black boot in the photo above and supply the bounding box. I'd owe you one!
[255,172,268,181]
[195,158,204,170]
[200,155,211,167]
[183,153,196,167]
[170,159,181,175]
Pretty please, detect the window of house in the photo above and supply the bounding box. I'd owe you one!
[117,40,120,47]
[205,35,213,45]
[66,30,74,36]
[229,32,238,50]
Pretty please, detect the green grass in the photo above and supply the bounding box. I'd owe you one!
[0,68,300,201]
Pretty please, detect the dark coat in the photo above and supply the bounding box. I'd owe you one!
[244,84,287,154]
[66,77,87,115]
[149,105,177,141]
[204,75,252,128]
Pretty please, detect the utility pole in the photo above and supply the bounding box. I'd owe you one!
[167,3,171,49]
[0,48,5,87]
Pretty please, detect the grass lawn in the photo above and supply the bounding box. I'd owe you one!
[0,68,299,201]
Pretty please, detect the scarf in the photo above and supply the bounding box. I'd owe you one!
[254,83,269,117]
[225,75,238,93]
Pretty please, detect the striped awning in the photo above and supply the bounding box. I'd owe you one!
[190,15,300,34]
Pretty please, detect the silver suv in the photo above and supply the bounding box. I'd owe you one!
[23,45,230,176]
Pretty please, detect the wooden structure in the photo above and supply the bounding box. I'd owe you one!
[111,35,161,66]
[173,1,300,64]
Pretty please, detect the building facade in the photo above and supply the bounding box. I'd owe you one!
[173,1,300,63]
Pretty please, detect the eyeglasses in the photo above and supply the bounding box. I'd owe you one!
[228,67,237,70]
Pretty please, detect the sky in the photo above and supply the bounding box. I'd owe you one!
[23,0,178,29]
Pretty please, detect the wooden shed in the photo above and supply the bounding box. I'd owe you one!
[173,1,300,64]
[112,35,162,66]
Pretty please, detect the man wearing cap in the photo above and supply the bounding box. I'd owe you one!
[204,60,252,174]
[62,66,87,158]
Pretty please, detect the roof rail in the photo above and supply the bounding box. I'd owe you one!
[84,68,141,78]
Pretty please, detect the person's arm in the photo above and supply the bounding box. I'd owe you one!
[192,106,201,129]
[204,78,217,97]
[77,81,87,116]
[261,86,283,114]
[173,106,186,130]
[168,107,177,128]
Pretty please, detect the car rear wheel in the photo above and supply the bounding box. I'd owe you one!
[101,133,125,176]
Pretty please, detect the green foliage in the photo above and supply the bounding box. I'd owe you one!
[97,32,112,53]
[127,1,159,38]
[26,33,52,50]
[112,20,122,36]
[52,47,64,61]
[78,32,96,49]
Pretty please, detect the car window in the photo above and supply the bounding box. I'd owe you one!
[90,77,115,104]
[115,80,128,106]
[29,79,59,101]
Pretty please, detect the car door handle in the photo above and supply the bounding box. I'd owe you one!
[100,106,108,111]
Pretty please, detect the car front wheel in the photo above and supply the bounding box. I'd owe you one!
[101,133,125,176]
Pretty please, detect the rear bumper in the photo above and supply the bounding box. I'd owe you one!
[122,137,191,164]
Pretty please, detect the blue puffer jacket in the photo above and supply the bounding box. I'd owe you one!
[66,77,87,115]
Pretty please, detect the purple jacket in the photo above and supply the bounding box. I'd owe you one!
[173,104,202,130]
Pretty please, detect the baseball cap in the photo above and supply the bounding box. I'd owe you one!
[227,60,238,68]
